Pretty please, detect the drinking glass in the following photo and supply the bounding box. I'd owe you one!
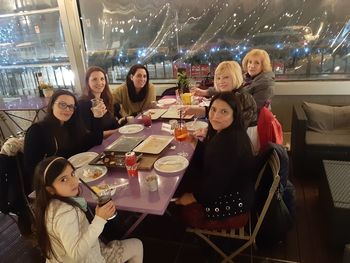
[91,98,104,117]
[142,112,152,127]
[174,121,189,157]
[98,186,117,220]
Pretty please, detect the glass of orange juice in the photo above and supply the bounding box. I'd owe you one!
[174,121,189,157]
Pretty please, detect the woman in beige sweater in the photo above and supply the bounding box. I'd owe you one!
[112,64,156,117]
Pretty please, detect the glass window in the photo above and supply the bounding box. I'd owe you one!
[0,0,73,96]
[79,0,350,82]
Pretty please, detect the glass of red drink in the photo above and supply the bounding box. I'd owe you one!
[142,112,152,127]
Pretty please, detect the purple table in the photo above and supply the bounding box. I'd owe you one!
[81,117,195,237]
[0,96,49,138]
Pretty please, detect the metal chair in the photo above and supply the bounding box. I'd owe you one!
[0,152,35,235]
[187,150,281,263]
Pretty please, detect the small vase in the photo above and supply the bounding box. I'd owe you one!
[43,88,54,98]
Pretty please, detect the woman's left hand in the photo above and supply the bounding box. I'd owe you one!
[91,102,107,118]
[175,193,196,206]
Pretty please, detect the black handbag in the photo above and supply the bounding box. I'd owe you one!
[256,186,293,248]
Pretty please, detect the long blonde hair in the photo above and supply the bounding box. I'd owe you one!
[214,61,243,91]
[242,49,272,73]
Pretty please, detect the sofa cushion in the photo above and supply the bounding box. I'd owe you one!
[334,106,350,129]
[302,102,350,132]
[305,130,350,147]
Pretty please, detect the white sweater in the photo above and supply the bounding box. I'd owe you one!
[45,199,106,263]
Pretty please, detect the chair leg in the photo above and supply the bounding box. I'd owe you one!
[226,240,254,262]
[194,231,233,263]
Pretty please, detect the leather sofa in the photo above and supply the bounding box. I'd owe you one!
[291,102,350,178]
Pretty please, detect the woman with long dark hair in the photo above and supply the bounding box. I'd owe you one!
[79,66,121,138]
[112,64,156,117]
[24,89,104,192]
[33,156,143,262]
[176,92,255,229]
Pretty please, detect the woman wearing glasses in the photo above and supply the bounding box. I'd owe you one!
[24,89,104,192]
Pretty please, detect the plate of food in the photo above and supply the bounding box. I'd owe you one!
[158,98,176,105]
[154,155,189,173]
[68,152,99,168]
[75,165,107,183]
[133,135,174,154]
[118,124,144,134]
[185,120,208,132]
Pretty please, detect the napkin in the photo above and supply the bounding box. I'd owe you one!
[161,123,173,134]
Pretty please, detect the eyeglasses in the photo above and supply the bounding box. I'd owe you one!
[55,101,76,111]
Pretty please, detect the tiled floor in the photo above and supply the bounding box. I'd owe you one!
[0,164,345,263]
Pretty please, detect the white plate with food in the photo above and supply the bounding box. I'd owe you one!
[133,135,174,154]
[185,120,208,132]
[118,124,144,134]
[158,98,176,105]
[76,165,108,183]
[68,152,99,168]
[154,155,189,173]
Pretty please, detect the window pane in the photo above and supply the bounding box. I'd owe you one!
[79,0,350,82]
[0,0,58,15]
[0,4,73,96]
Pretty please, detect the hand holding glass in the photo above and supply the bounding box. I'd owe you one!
[97,187,117,220]
[91,98,105,118]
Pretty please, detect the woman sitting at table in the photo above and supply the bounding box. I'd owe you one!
[112,64,156,117]
[24,89,104,192]
[183,60,243,118]
[79,66,124,138]
[175,92,255,229]
[239,48,275,111]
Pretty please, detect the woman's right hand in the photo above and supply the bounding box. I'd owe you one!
[191,87,209,97]
[95,200,116,220]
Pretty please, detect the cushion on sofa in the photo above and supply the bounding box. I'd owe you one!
[302,102,350,132]
[305,130,350,147]
[334,106,350,129]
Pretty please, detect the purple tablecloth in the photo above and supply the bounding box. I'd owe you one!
[81,118,195,215]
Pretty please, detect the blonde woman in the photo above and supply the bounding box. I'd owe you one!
[240,48,275,110]
[184,61,243,117]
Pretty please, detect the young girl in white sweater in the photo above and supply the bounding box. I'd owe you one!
[33,156,143,263]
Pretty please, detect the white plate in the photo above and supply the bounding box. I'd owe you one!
[68,152,99,168]
[185,120,208,131]
[158,98,176,105]
[118,124,144,134]
[154,155,189,173]
[133,135,174,154]
[75,165,107,183]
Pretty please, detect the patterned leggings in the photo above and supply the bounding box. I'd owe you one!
[100,238,143,263]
